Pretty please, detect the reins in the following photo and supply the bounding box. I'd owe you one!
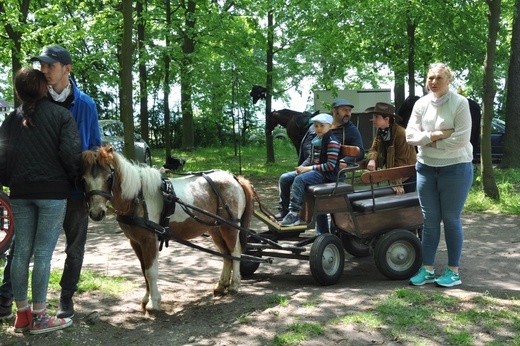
[86,164,270,264]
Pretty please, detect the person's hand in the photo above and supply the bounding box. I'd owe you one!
[296,166,311,174]
[430,129,454,141]
[392,186,405,195]
[367,159,376,171]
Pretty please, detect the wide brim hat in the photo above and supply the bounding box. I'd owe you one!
[370,102,402,121]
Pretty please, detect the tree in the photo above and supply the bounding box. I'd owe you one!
[121,0,135,160]
[481,0,501,200]
[499,0,520,168]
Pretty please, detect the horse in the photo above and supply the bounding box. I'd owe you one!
[80,146,255,311]
[267,109,318,154]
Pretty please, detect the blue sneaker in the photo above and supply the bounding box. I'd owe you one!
[409,267,436,286]
[435,267,462,287]
[280,212,300,226]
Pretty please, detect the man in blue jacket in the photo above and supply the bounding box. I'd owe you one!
[0,46,101,319]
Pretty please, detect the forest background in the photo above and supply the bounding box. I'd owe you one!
[1,0,520,198]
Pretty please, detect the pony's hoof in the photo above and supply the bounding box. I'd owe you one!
[213,288,227,296]
[228,288,239,295]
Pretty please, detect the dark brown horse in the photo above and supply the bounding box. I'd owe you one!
[81,146,255,311]
[267,109,319,154]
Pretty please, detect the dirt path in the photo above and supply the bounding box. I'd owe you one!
[1,178,519,345]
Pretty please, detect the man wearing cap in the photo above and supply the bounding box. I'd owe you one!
[0,45,101,320]
[276,98,365,233]
[366,102,417,194]
[279,113,342,226]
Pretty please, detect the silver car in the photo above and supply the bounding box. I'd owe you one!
[98,120,151,166]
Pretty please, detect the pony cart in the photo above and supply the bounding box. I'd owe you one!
[244,145,423,286]
[80,145,422,311]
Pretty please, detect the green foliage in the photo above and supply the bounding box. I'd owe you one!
[273,322,324,346]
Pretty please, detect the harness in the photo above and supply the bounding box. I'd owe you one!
[87,168,263,263]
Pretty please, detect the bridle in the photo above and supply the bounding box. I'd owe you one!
[84,163,115,202]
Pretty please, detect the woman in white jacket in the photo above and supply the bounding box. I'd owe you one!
[406,63,473,288]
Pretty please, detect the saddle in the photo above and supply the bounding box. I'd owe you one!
[295,112,314,130]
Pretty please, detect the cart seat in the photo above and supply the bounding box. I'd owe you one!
[306,182,355,196]
[351,191,419,212]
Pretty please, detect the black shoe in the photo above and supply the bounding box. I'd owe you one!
[275,209,288,221]
[57,296,74,318]
[0,296,13,320]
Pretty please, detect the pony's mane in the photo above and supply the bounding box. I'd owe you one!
[95,146,162,200]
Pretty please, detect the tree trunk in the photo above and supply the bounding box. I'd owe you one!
[499,0,520,168]
[121,0,135,160]
[164,1,172,157]
[481,0,501,200]
[137,0,149,144]
[180,0,196,150]
[265,10,275,163]
[406,20,416,97]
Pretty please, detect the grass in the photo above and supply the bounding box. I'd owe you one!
[269,288,520,345]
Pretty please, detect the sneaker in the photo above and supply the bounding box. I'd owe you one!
[29,311,72,335]
[274,209,288,221]
[435,267,462,287]
[0,297,13,320]
[280,212,300,226]
[14,307,32,333]
[409,267,436,286]
[57,296,74,318]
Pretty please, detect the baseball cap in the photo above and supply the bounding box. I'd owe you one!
[311,113,333,124]
[30,46,72,65]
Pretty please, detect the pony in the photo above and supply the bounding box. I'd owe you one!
[267,109,318,154]
[397,95,420,129]
[80,146,254,311]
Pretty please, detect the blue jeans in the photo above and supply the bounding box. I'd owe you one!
[416,161,473,267]
[279,170,328,231]
[10,199,67,304]
[0,196,88,300]
[59,196,89,297]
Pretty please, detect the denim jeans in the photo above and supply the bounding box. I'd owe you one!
[10,199,67,304]
[59,196,89,297]
[416,161,473,267]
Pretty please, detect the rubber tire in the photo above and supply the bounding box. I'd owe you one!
[373,230,422,280]
[0,191,14,255]
[309,234,345,286]
[240,235,262,277]
[340,233,371,258]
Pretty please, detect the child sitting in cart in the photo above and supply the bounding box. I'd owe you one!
[279,113,342,227]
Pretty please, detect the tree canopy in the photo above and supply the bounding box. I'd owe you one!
[0,0,517,165]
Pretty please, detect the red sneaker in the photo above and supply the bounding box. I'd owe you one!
[14,308,32,333]
[29,311,72,335]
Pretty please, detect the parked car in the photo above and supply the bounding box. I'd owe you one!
[98,120,151,166]
[473,119,505,162]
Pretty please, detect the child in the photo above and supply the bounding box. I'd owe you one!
[279,113,342,226]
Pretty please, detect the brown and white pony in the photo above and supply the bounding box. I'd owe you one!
[80,146,254,311]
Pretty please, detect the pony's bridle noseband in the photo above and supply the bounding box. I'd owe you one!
[85,164,115,201]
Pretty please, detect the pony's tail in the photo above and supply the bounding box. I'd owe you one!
[237,175,254,252]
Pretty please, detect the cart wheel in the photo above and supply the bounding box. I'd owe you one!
[240,235,262,277]
[340,233,370,257]
[310,234,345,286]
[0,191,14,255]
[374,229,422,280]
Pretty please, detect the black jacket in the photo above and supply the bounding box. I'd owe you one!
[0,99,82,199]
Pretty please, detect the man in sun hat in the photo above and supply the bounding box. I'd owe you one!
[0,45,101,320]
[276,97,364,233]
[279,113,343,226]
[366,102,416,194]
